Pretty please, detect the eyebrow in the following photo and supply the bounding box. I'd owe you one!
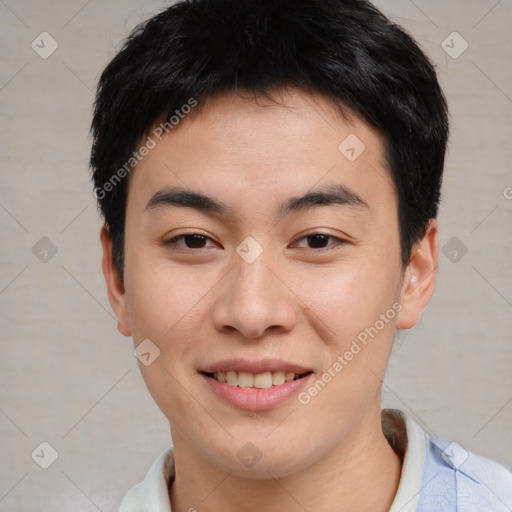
[144,181,370,218]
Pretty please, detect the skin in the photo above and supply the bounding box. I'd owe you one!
[100,87,438,512]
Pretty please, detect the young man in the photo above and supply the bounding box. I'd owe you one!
[90,0,512,510]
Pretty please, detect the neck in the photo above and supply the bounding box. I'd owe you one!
[169,407,402,512]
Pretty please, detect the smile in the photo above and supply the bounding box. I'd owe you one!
[202,370,313,389]
[199,370,315,411]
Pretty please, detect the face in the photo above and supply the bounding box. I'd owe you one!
[101,87,437,478]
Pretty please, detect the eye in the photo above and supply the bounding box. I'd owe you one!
[292,233,347,250]
[163,233,217,251]
[163,232,347,253]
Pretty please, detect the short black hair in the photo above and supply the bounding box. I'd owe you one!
[90,0,449,284]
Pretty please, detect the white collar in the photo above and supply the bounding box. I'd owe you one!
[386,409,427,512]
[119,408,426,512]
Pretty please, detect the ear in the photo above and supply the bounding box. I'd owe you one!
[99,226,132,337]
[396,219,439,330]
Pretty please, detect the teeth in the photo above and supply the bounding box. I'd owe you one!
[226,371,238,386]
[211,370,307,388]
[238,371,254,388]
[253,372,272,388]
[273,371,286,386]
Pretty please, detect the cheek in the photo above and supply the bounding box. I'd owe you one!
[289,251,401,410]
[125,245,212,343]
[290,254,399,342]
[124,255,212,424]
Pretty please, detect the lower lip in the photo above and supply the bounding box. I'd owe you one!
[200,373,314,411]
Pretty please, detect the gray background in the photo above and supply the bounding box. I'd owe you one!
[1,0,511,510]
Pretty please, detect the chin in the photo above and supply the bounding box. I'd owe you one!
[204,439,316,480]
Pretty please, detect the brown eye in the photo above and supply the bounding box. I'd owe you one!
[305,234,330,249]
[163,233,216,251]
[293,233,346,250]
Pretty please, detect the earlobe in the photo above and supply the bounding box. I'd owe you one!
[99,226,132,337]
[117,322,131,336]
[396,219,439,330]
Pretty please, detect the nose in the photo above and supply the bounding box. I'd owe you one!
[211,250,297,339]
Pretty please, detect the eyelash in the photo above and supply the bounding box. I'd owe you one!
[163,232,347,253]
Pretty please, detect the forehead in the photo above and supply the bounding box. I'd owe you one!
[126,87,396,220]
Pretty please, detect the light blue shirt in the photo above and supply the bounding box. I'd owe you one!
[416,428,512,510]
[119,409,512,511]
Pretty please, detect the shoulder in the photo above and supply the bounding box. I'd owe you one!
[117,446,175,512]
[386,409,512,512]
[419,434,512,511]
[118,481,146,512]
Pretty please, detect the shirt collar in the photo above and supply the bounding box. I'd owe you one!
[384,409,427,512]
[137,445,175,512]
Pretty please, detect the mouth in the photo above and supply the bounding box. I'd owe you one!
[199,370,314,389]
[198,358,315,410]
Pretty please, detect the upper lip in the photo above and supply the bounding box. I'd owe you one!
[200,358,313,375]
